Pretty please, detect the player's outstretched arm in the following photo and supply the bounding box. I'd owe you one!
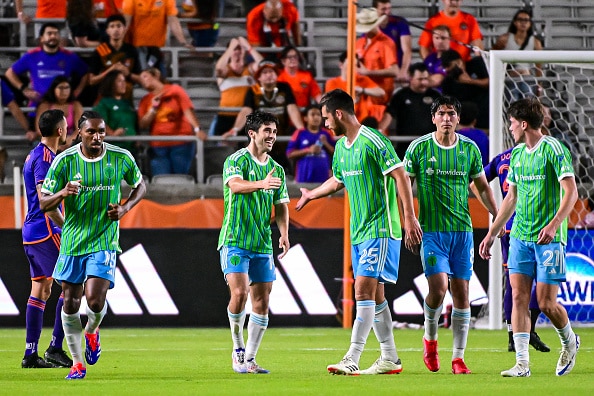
[537,176,578,245]
[479,185,517,260]
[275,203,290,259]
[295,176,343,211]
[108,179,147,220]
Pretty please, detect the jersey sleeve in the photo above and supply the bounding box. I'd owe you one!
[376,134,402,174]
[331,141,344,184]
[506,147,520,186]
[483,154,498,182]
[41,157,66,195]
[223,154,244,185]
[468,143,484,179]
[403,144,417,176]
[33,152,53,185]
[550,140,575,180]
[123,152,143,187]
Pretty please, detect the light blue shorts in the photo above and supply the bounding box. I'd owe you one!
[351,238,401,284]
[219,245,276,283]
[421,232,474,280]
[53,251,117,289]
[508,237,566,284]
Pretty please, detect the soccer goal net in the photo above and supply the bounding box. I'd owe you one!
[482,51,594,329]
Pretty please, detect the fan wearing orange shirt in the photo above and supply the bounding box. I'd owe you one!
[246,0,301,47]
[277,46,321,109]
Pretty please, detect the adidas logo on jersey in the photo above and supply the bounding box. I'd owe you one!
[249,170,256,176]
[74,172,83,180]
[429,156,437,162]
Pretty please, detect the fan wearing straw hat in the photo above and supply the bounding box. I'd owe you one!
[355,7,399,123]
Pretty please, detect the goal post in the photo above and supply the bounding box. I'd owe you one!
[486,51,594,329]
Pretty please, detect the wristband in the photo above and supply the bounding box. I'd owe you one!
[194,126,201,133]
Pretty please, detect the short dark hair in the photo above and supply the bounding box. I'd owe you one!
[339,51,347,63]
[245,111,279,136]
[280,45,299,59]
[460,102,479,125]
[430,95,461,116]
[106,14,126,27]
[303,104,321,116]
[77,110,104,130]
[507,97,544,130]
[39,22,60,37]
[372,0,390,7]
[408,62,428,76]
[320,89,355,116]
[440,49,462,69]
[38,109,65,137]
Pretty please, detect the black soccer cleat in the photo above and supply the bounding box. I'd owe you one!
[530,332,551,352]
[21,352,56,368]
[45,347,74,368]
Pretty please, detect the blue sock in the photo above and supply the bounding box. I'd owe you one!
[50,293,65,349]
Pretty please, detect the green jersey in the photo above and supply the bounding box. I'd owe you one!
[332,126,402,245]
[218,148,289,254]
[507,136,574,243]
[41,143,142,255]
[405,133,484,232]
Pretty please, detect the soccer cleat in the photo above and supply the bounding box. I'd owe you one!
[21,353,56,368]
[529,332,550,352]
[246,359,270,374]
[65,362,86,379]
[232,348,247,373]
[508,340,516,352]
[45,347,73,368]
[451,358,471,374]
[501,362,531,377]
[423,338,440,372]
[359,357,402,375]
[84,330,101,365]
[556,334,580,376]
[327,356,359,375]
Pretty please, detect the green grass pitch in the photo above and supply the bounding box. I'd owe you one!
[0,327,591,395]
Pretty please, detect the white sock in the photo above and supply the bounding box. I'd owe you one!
[61,310,83,365]
[85,303,107,334]
[372,300,398,362]
[514,332,530,365]
[555,322,576,350]
[245,313,268,362]
[423,301,443,341]
[228,308,246,350]
[347,300,375,365]
[451,307,470,360]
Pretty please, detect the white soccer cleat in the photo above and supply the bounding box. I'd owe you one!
[327,356,359,375]
[556,334,580,376]
[246,359,269,374]
[359,357,402,375]
[232,348,247,373]
[501,362,531,377]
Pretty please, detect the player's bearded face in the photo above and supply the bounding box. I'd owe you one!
[322,107,342,134]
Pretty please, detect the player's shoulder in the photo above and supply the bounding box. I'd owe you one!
[105,142,134,158]
[359,126,390,147]
[541,135,568,155]
[226,147,250,163]
[53,144,80,163]
[457,134,481,150]
[408,133,433,151]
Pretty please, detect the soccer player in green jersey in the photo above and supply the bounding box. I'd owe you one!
[40,111,146,380]
[404,95,498,374]
[480,97,579,377]
[296,89,423,375]
[218,111,290,374]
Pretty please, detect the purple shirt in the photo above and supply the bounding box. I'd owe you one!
[424,52,446,76]
[483,147,515,231]
[11,47,88,103]
[458,127,489,167]
[22,143,61,243]
[286,128,335,183]
[380,15,411,67]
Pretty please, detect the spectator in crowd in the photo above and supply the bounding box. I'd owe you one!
[93,70,139,155]
[378,62,441,159]
[277,46,321,108]
[375,0,412,84]
[224,59,304,172]
[67,0,103,48]
[5,23,89,111]
[355,7,398,121]
[89,14,142,103]
[123,0,194,74]
[440,49,489,130]
[137,67,206,177]
[1,79,37,140]
[180,0,220,48]
[457,101,489,166]
[325,51,385,123]
[492,9,543,101]
[212,37,263,137]
[286,105,335,183]
[15,0,69,46]
[419,0,484,62]
[246,0,301,47]
[423,25,451,90]
[93,0,124,19]
[34,76,84,151]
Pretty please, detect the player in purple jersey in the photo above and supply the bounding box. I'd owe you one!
[5,22,88,109]
[472,146,550,353]
[21,109,72,368]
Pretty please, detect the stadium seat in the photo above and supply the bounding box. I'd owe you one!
[151,174,196,184]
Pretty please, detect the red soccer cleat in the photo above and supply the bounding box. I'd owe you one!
[452,358,471,374]
[423,338,440,372]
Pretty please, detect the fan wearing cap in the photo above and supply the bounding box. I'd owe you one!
[246,0,302,47]
[223,59,304,172]
[355,7,399,122]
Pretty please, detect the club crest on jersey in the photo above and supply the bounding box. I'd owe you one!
[104,164,115,179]
[457,151,466,163]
